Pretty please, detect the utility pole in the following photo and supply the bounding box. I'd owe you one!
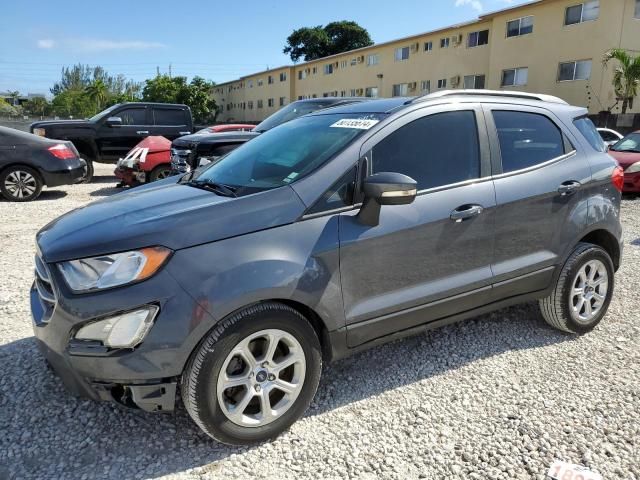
[156,66,160,77]
[169,64,172,78]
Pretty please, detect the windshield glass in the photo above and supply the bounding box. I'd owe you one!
[611,133,640,152]
[253,101,338,132]
[192,113,385,196]
[89,104,120,122]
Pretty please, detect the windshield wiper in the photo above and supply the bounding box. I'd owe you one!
[185,179,238,197]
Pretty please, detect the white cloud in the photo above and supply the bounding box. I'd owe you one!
[455,0,484,12]
[37,39,55,49]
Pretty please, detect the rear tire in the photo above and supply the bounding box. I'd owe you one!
[149,164,172,182]
[181,302,322,445]
[0,165,43,202]
[539,242,614,334]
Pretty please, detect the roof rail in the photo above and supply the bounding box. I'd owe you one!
[406,89,569,105]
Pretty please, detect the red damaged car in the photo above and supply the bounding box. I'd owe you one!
[608,131,640,193]
[115,125,256,187]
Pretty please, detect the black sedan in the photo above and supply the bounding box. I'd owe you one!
[0,126,85,201]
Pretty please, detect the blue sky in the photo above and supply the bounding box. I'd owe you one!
[0,0,527,95]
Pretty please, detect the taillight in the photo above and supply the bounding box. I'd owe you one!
[611,166,624,192]
[48,143,76,160]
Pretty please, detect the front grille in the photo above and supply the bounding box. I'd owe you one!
[171,147,195,170]
[35,253,57,323]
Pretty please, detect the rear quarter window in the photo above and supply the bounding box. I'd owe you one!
[574,117,606,152]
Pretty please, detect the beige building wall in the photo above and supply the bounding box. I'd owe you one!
[213,0,640,122]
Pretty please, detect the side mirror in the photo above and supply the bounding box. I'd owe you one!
[358,172,417,226]
[105,116,122,127]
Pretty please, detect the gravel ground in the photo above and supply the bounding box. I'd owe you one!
[1,164,638,480]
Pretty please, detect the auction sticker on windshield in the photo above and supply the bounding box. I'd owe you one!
[330,119,380,130]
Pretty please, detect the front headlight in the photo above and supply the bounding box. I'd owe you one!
[75,306,158,348]
[33,127,46,137]
[58,247,171,292]
[625,161,640,174]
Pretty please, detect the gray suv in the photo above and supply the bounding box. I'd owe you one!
[31,90,624,445]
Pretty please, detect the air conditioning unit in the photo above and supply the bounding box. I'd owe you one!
[351,58,357,66]
[356,88,364,95]
[452,34,463,45]
[408,82,417,90]
[410,42,420,52]
[450,75,461,87]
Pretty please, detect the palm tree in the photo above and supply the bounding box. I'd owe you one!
[7,90,19,106]
[602,48,640,114]
[85,79,108,112]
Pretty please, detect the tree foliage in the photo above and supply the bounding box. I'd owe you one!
[142,75,217,123]
[603,48,640,114]
[283,21,373,62]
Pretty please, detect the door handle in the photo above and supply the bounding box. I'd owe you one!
[557,181,581,196]
[179,131,191,135]
[450,204,484,222]
[136,130,149,135]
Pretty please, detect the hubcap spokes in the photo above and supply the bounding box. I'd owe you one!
[5,171,36,199]
[570,259,608,324]
[217,329,306,427]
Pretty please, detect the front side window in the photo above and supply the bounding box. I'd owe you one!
[558,60,592,81]
[464,75,486,89]
[193,113,384,195]
[394,47,410,61]
[565,1,599,25]
[507,16,534,37]
[574,116,606,152]
[372,110,480,190]
[501,67,528,86]
[153,108,186,126]
[116,108,146,125]
[493,111,567,173]
[468,30,489,47]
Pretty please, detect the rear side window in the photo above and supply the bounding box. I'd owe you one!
[493,111,567,173]
[117,108,147,125]
[372,111,481,190]
[574,117,606,152]
[153,108,187,126]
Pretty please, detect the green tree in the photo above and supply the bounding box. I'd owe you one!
[51,89,94,119]
[603,48,640,114]
[0,98,19,116]
[85,79,109,111]
[142,75,217,123]
[283,21,373,62]
[7,90,20,106]
[24,96,50,117]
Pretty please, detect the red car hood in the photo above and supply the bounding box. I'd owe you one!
[609,150,640,170]
[133,135,171,153]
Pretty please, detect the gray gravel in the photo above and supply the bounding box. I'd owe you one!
[1,164,639,480]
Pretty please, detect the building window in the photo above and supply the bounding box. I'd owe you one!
[324,63,334,75]
[635,0,640,18]
[558,60,592,81]
[279,97,286,106]
[420,80,431,93]
[257,100,263,109]
[464,74,486,89]
[468,30,489,47]
[437,79,447,89]
[440,37,450,48]
[257,79,263,86]
[248,101,253,109]
[340,60,348,68]
[424,41,433,52]
[280,72,287,82]
[268,75,274,84]
[298,71,303,80]
[268,98,274,107]
[248,80,253,88]
[312,67,317,74]
[565,1,599,25]
[507,16,534,37]
[365,87,379,98]
[367,54,380,66]
[394,47,410,61]
[501,67,528,86]
[392,84,408,96]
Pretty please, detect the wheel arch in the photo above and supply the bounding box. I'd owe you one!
[578,229,621,271]
[0,162,44,182]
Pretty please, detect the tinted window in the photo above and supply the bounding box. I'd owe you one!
[307,167,356,214]
[372,111,481,190]
[493,111,566,172]
[599,131,618,142]
[154,108,187,126]
[574,117,606,152]
[611,133,640,153]
[117,108,146,125]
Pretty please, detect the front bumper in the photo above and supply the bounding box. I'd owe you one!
[623,171,640,193]
[30,259,213,412]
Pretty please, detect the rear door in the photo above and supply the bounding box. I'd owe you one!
[96,105,149,161]
[339,104,497,347]
[151,107,192,140]
[484,105,590,299]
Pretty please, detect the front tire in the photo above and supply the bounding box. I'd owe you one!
[181,302,322,445]
[149,164,172,182]
[0,166,43,201]
[539,242,614,334]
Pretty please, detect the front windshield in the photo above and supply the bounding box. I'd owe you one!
[193,113,385,195]
[253,101,337,133]
[89,104,120,122]
[611,133,640,152]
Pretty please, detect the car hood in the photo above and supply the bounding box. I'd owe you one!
[30,119,93,129]
[37,178,306,263]
[608,150,640,169]
[173,131,259,147]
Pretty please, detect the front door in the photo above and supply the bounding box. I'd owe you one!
[96,106,149,161]
[339,105,497,347]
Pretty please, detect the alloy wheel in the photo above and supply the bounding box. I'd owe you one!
[570,259,609,324]
[4,170,37,199]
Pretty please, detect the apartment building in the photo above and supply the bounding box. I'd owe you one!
[214,0,640,122]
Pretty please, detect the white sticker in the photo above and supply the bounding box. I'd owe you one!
[330,118,379,130]
[283,172,299,183]
[547,461,602,480]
